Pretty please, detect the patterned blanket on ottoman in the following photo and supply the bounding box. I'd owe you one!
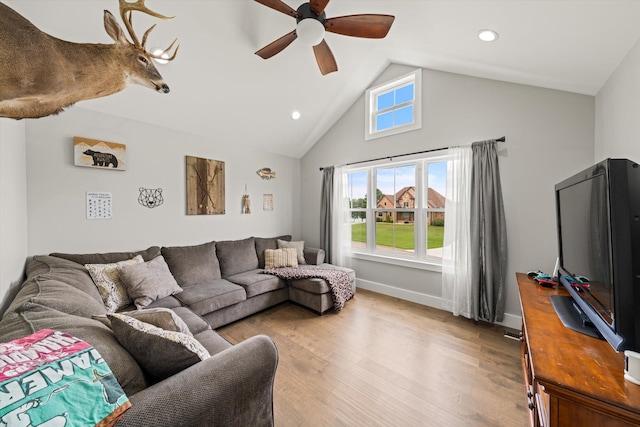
[263,267,354,311]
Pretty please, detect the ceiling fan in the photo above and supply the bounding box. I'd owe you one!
[254,0,395,75]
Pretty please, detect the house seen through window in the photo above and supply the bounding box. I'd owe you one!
[346,155,447,263]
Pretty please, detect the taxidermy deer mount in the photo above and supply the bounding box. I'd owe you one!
[0,0,178,119]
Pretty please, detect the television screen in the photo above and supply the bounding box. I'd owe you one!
[557,169,614,326]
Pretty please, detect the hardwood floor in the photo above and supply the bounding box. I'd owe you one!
[217,289,528,427]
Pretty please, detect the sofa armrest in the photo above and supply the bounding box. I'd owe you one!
[303,247,325,265]
[116,334,278,427]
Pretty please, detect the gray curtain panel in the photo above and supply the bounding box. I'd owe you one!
[470,140,507,322]
[320,166,334,264]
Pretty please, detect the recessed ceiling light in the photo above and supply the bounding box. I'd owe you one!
[291,111,301,120]
[478,29,499,42]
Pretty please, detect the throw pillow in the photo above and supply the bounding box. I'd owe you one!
[161,241,221,286]
[264,248,299,269]
[93,307,192,336]
[85,255,144,312]
[277,239,306,264]
[108,313,210,379]
[117,255,183,309]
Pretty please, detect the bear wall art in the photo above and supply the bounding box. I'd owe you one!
[74,137,126,171]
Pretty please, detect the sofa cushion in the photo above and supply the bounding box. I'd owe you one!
[264,248,298,269]
[85,255,144,312]
[193,329,233,356]
[0,303,148,396]
[50,246,161,265]
[28,255,105,303]
[277,239,306,264]
[171,307,212,335]
[174,280,246,316]
[216,237,259,277]
[254,235,291,268]
[161,241,221,287]
[108,313,210,380]
[117,255,183,309]
[288,264,357,294]
[225,269,287,298]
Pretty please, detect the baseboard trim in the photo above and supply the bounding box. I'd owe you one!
[356,278,522,330]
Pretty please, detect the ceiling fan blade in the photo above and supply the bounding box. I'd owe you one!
[325,14,395,38]
[255,30,297,59]
[254,0,299,18]
[313,39,338,75]
[310,0,331,16]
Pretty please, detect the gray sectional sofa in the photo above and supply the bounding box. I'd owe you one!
[0,235,355,426]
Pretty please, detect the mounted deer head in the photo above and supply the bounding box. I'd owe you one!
[0,0,179,119]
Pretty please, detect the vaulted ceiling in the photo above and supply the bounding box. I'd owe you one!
[7,0,640,157]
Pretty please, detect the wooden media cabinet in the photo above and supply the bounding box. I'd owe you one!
[517,272,640,426]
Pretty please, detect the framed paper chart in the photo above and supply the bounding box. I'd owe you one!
[263,194,273,211]
[74,137,126,170]
[87,192,112,219]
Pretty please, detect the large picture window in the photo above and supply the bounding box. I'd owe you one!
[346,154,447,265]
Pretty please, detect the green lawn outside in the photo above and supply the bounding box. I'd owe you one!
[351,222,444,249]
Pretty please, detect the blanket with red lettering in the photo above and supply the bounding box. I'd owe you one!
[0,329,130,427]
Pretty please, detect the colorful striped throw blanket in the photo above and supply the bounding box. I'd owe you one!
[0,329,130,427]
[263,267,354,311]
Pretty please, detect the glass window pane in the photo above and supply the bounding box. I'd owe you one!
[426,161,447,208]
[348,171,367,209]
[377,91,394,111]
[376,111,393,131]
[350,212,366,248]
[426,212,445,258]
[395,83,414,104]
[394,105,413,126]
[375,220,415,254]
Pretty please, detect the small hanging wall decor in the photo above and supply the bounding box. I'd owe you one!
[186,156,225,215]
[256,167,276,180]
[138,188,164,208]
[263,194,274,211]
[242,184,251,214]
[74,137,126,170]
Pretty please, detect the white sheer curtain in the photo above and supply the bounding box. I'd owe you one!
[331,165,352,268]
[441,146,473,318]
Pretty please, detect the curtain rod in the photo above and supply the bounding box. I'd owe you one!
[319,136,506,171]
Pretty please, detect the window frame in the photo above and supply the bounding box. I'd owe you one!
[365,69,422,141]
[345,152,448,271]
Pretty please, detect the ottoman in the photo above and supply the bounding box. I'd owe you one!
[288,264,356,314]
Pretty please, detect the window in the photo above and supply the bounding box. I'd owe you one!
[365,69,422,141]
[345,154,447,266]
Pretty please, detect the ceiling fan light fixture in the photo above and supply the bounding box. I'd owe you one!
[296,18,325,46]
[478,29,499,42]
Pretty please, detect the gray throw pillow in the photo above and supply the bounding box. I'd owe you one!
[117,255,183,309]
[277,239,306,264]
[93,307,192,336]
[108,313,209,380]
[161,241,221,286]
[216,237,259,277]
[51,246,161,265]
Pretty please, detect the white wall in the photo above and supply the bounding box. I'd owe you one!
[26,107,300,255]
[300,65,595,326]
[0,118,28,316]
[595,38,640,161]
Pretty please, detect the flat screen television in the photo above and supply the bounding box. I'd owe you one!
[554,158,640,352]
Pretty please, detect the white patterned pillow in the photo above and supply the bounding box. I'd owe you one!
[264,248,298,269]
[108,313,210,379]
[85,255,143,312]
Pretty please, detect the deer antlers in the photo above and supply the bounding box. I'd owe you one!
[119,0,179,61]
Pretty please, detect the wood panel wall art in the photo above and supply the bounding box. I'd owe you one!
[186,156,225,215]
